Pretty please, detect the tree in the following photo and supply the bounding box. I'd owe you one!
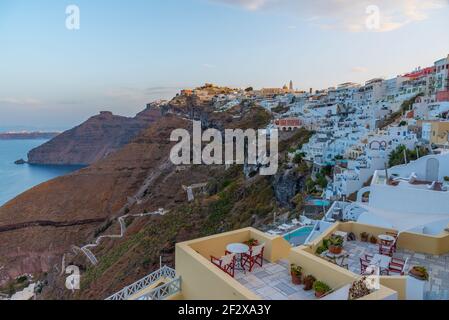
[245,87,253,92]
[388,145,429,167]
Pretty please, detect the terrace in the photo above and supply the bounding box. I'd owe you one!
[308,221,449,300]
[175,227,396,300]
[344,240,449,300]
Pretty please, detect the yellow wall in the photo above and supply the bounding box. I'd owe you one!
[379,277,407,300]
[430,121,449,145]
[176,242,260,300]
[336,221,449,255]
[397,231,449,255]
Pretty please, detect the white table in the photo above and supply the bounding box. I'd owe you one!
[379,234,395,243]
[371,254,392,269]
[226,243,250,271]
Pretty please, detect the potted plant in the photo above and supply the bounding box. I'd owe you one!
[303,275,316,291]
[348,277,372,300]
[313,281,332,298]
[370,235,378,244]
[409,266,429,281]
[290,264,303,285]
[244,238,259,248]
[328,235,344,255]
[360,232,369,242]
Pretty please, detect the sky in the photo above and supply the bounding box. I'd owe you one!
[0,0,448,131]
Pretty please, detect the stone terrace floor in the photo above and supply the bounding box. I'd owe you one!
[345,240,449,300]
[235,259,316,300]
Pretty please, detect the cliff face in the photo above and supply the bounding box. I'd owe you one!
[0,115,189,287]
[27,107,162,165]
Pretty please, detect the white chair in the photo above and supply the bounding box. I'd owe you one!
[278,223,294,231]
[292,219,302,226]
[301,216,313,225]
[408,172,418,184]
[267,230,282,235]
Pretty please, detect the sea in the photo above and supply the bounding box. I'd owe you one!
[0,139,83,206]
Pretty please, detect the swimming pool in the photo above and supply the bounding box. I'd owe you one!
[283,226,314,246]
[307,199,331,207]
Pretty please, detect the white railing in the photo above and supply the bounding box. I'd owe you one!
[105,266,178,300]
[138,277,182,300]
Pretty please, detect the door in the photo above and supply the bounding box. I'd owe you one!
[426,158,440,182]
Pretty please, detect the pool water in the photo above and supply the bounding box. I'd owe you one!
[308,199,331,207]
[283,226,314,246]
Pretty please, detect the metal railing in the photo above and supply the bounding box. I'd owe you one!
[105,266,178,300]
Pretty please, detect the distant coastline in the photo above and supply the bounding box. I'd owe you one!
[0,132,60,140]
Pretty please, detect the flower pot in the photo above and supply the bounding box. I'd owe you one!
[409,268,428,281]
[304,280,315,291]
[329,245,342,255]
[291,272,302,285]
[315,291,326,298]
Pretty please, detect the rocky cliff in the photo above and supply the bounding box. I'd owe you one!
[0,92,312,299]
[27,107,162,165]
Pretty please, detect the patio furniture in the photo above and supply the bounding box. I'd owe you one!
[241,243,265,272]
[301,217,314,225]
[379,243,394,257]
[371,254,392,274]
[388,258,408,276]
[291,219,303,226]
[211,253,236,278]
[378,234,395,246]
[360,258,371,275]
[365,254,374,262]
[267,230,282,236]
[278,224,294,231]
[335,253,349,270]
[322,250,349,269]
[226,243,250,272]
[386,232,399,252]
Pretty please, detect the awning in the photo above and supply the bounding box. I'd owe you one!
[355,203,449,234]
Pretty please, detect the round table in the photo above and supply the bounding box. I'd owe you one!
[226,243,250,271]
[378,234,396,244]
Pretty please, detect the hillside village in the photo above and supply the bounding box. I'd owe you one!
[164,54,449,202]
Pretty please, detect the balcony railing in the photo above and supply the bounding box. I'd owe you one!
[138,277,182,300]
[105,265,179,300]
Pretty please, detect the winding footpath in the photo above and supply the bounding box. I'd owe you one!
[76,208,168,265]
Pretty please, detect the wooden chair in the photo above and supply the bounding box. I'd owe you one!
[379,244,394,257]
[386,232,399,252]
[360,258,371,275]
[241,244,265,272]
[211,253,236,278]
[336,254,349,270]
[389,258,408,275]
